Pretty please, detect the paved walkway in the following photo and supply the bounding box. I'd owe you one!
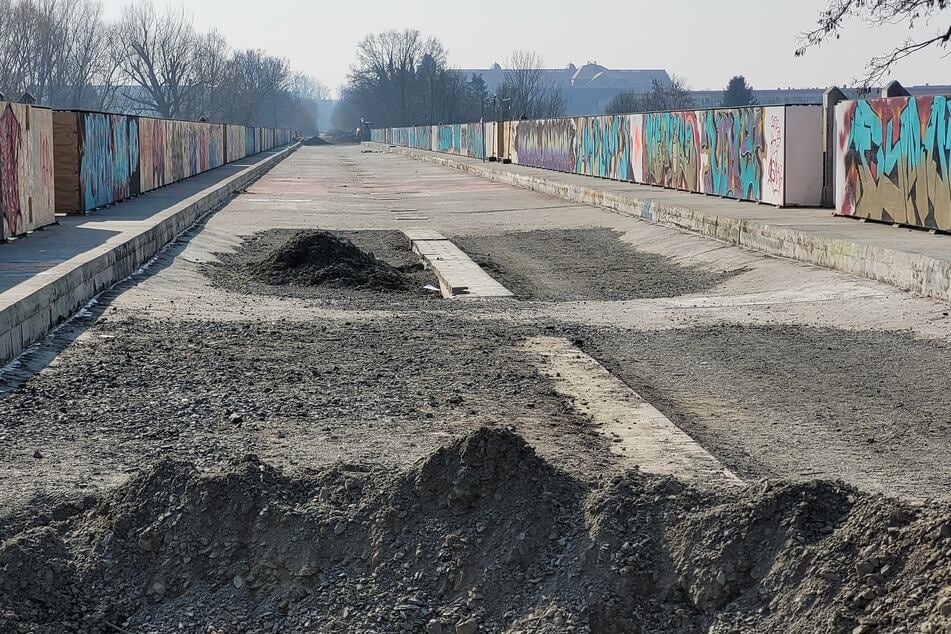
[372,144,951,303]
[0,146,296,364]
[0,151,288,294]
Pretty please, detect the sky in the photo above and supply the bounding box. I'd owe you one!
[98,0,950,97]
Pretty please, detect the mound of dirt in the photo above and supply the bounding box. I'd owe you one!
[301,136,330,146]
[249,230,413,290]
[1,429,948,633]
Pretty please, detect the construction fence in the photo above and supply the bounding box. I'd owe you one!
[372,93,951,231]
[0,101,297,239]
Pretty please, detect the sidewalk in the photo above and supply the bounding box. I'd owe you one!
[370,143,951,305]
[0,144,298,365]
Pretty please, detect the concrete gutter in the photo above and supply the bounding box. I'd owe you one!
[370,143,951,305]
[0,143,299,366]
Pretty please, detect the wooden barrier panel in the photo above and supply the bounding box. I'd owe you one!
[1,102,55,238]
[49,110,295,214]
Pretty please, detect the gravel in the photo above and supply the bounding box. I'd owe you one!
[573,323,951,502]
[453,229,743,301]
[0,429,947,633]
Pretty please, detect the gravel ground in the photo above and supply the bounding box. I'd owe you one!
[453,229,742,301]
[0,312,616,514]
[2,145,951,632]
[573,323,951,502]
[0,429,948,633]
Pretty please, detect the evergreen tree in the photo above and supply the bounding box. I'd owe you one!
[721,75,756,107]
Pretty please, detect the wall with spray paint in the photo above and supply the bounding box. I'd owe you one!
[836,95,951,231]
[52,112,296,214]
[375,105,821,206]
[0,102,55,239]
[376,123,485,158]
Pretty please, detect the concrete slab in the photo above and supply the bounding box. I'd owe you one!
[525,336,742,486]
[402,230,513,299]
[371,143,951,305]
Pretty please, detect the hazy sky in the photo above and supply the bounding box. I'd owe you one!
[99,0,949,96]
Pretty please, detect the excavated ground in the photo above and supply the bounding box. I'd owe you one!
[4,146,951,633]
[0,429,948,633]
[209,229,440,302]
[453,229,744,301]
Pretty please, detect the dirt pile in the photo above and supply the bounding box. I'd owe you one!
[249,230,413,290]
[301,136,330,146]
[1,429,949,633]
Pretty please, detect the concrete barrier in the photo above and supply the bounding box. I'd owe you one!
[372,142,951,303]
[0,143,299,366]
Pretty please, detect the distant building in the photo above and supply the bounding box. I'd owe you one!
[461,61,951,116]
[458,62,672,116]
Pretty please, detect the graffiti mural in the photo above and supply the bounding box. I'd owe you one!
[514,119,576,172]
[0,104,22,237]
[643,111,701,191]
[575,115,632,181]
[836,96,951,230]
[374,104,821,206]
[0,103,55,237]
[697,108,765,201]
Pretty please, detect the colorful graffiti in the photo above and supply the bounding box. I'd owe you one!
[836,95,951,230]
[375,104,820,206]
[643,111,701,191]
[0,103,55,237]
[697,108,764,201]
[514,119,576,172]
[575,115,632,181]
[0,105,22,237]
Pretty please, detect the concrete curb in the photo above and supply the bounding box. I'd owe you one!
[0,144,299,366]
[370,143,951,304]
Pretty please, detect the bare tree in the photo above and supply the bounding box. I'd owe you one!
[0,0,325,133]
[603,76,692,114]
[797,0,950,87]
[498,50,565,119]
[187,30,230,120]
[114,1,200,117]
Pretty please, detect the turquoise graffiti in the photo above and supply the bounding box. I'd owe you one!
[643,111,700,191]
[837,95,951,230]
[699,108,764,201]
[80,114,140,210]
[575,116,631,180]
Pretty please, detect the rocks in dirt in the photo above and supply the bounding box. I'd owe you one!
[248,230,413,291]
[0,429,948,633]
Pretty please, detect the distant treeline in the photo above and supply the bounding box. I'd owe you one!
[0,0,328,134]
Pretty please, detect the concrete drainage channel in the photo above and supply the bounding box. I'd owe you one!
[402,229,514,299]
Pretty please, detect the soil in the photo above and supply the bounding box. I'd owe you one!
[0,428,948,633]
[4,145,951,633]
[246,230,415,291]
[453,229,743,301]
[572,323,951,502]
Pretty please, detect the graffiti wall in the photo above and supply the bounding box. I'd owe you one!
[836,95,951,230]
[374,105,822,206]
[53,112,295,214]
[0,102,55,238]
[513,118,576,172]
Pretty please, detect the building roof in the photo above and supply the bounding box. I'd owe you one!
[457,62,671,93]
